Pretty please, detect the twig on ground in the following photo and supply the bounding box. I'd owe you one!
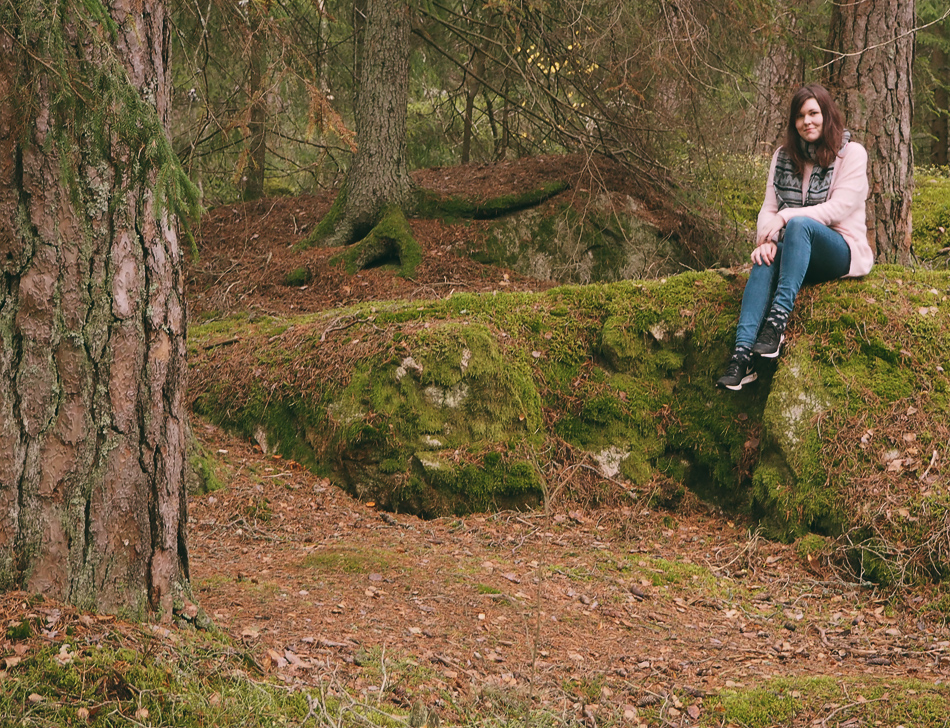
[920,449,938,481]
[819,696,884,727]
[320,316,373,342]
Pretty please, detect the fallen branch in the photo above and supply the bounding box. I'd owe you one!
[202,336,240,350]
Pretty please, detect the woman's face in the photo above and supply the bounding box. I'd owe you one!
[795,98,823,143]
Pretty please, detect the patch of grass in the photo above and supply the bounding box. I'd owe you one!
[615,554,717,590]
[300,546,403,575]
[0,631,314,728]
[476,583,503,595]
[706,676,950,728]
[912,165,950,261]
[350,645,440,697]
[194,574,232,592]
[550,564,595,582]
[562,675,606,704]
[242,495,272,523]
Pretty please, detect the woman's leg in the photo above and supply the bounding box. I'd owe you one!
[734,247,782,347]
[771,217,851,313]
[720,249,781,388]
[751,216,851,357]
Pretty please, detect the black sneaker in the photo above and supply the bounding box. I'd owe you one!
[752,321,785,358]
[716,358,757,391]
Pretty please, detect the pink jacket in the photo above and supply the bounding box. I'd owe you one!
[757,141,873,277]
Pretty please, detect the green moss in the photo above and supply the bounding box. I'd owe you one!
[615,555,717,589]
[296,182,347,251]
[300,546,402,574]
[473,199,670,284]
[188,443,226,494]
[710,676,950,728]
[794,533,830,562]
[0,632,322,728]
[927,589,950,622]
[282,267,313,287]
[337,205,422,277]
[189,269,950,582]
[715,678,822,727]
[242,495,272,523]
[475,583,502,595]
[3,0,200,260]
[912,167,950,261]
[401,451,544,517]
[6,618,35,640]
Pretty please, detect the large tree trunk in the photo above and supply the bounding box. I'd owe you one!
[826,0,914,263]
[753,4,804,156]
[0,0,189,615]
[313,0,414,247]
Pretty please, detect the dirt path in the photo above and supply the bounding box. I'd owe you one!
[189,423,950,724]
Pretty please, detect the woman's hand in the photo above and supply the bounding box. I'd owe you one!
[756,214,784,248]
[751,242,777,266]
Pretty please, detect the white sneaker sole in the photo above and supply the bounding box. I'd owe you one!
[754,335,785,359]
[720,371,758,391]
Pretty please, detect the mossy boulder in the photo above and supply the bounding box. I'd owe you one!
[189,266,950,584]
[466,197,687,284]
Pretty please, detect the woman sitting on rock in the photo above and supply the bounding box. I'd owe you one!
[717,83,873,391]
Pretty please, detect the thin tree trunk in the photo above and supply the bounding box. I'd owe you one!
[826,0,914,263]
[0,0,188,615]
[462,44,486,165]
[931,44,949,166]
[243,22,268,201]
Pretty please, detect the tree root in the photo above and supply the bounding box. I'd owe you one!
[333,205,422,277]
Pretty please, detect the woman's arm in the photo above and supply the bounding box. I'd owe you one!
[777,143,868,228]
[756,149,785,246]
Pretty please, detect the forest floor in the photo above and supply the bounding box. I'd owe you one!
[3,156,948,727]
[180,155,950,726]
[184,426,950,726]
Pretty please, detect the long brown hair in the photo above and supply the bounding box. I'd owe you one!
[783,84,845,176]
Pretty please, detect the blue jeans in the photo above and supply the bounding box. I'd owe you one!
[735,216,851,347]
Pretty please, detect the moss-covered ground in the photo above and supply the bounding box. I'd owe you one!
[913,166,950,262]
[189,266,950,586]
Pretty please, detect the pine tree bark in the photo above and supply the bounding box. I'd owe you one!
[753,4,804,156]
[826,0,914,263]
[0,0,189,615]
